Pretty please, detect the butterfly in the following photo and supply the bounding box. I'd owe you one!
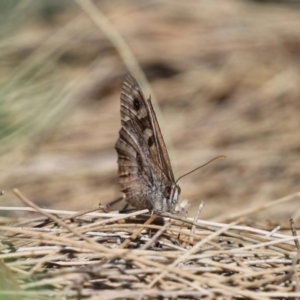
[115,74,181,214]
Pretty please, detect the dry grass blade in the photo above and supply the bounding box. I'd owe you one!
[119,214,158,249]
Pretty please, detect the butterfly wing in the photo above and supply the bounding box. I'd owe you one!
[115,74,176,211]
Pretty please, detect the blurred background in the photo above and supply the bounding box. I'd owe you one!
[1,0,300,225]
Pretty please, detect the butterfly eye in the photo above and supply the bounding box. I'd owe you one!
[133,98,140,111]
[177,186,181,195]
[163,186,172,198]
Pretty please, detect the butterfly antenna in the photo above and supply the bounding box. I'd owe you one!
[175,155,226,184]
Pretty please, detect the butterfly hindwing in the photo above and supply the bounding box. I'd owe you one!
[115,74,179,213]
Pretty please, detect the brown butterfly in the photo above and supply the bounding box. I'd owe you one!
[115,74,180,214]
[115,75,224,214]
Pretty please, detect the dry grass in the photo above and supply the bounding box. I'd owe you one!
[0,189,299,299]
[1,0,300,221]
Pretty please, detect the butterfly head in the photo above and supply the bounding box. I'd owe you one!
[155,183,181,213]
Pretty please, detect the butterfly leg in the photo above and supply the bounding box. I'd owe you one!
[104,196,134,213]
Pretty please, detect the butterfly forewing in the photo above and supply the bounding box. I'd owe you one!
[115,74,179,213]
[145,97,175,183]
[120,76,148,124]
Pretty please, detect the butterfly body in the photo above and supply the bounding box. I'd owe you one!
[115,75,180,214]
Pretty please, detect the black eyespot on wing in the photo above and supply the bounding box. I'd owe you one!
[163,186,172,198]
[148,136,154,147]
[133,98,140,111]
